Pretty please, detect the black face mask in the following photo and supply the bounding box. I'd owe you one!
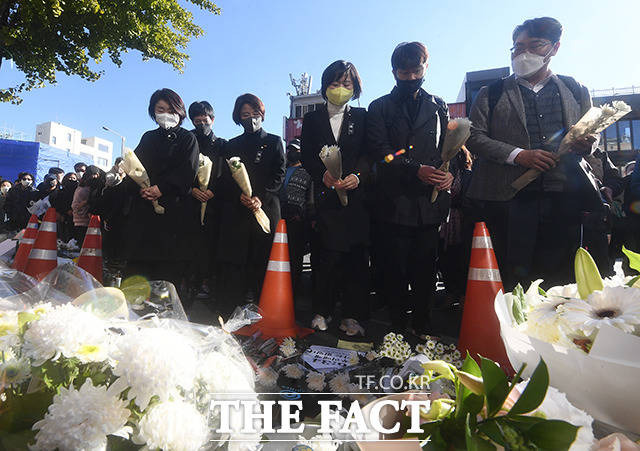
[195,123,212,136]
[63,180,78,190]
[396,77,424,97]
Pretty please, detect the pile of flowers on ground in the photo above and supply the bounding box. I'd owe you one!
[415,335,463,368]
[0,286,260,450]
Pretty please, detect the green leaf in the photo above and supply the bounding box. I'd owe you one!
[421,427,449,450]
[456,353,485,421]
[480,357,510,417]
[627,275,640,287]
[17,312,37,334]
[525,420,579,450]
[511,284,527,324]
[622,246,640,273]
[509,359,549,415]
[504,415,547,432]
[575,247,604,299]
[538,286,548,296]
[477,420,506,446]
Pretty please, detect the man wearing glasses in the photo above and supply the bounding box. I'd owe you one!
[467,17,598,290]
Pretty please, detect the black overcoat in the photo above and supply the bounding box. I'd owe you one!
[216,128,285,265]
[120,126,199,261]
[300,105,370,252]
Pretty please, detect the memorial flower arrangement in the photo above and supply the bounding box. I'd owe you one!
[227,157,271,233]
[504,247,640,352]
[495,246,640,434]
[0,286,260,450]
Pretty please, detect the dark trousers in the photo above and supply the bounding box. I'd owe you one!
[312,245,369,321]
[381,222,439,332]
[483,191,580,291]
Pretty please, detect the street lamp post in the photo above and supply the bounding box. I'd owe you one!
[102,126,125,159]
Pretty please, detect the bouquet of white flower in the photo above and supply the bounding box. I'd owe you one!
[319,145,348,207]
[495,246,640,434]
[122,149,165,214]
[227,157,271,233]
[0,263,261,450]
[511,101,631,191]
[197,153,213,225]
[431,118,471,203]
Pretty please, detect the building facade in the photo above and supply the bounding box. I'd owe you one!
[35,121,113,170]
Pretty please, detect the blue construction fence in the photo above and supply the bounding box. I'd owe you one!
[0,139,83,183]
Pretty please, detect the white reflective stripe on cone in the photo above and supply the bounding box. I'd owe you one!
[80,248,102,257]
[472,235,493,249]
[273,232,288,244]
[21,238,35,245]
[39,222,56,233]
[468,268,501,282]
[86,227,101,235]
[27,223,38,229]
[267,260,290,272]
[28,249,58,260]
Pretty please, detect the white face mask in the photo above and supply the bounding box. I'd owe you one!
[511,49,552,78]
[21,179,32,187]
[156,112,180,130]
[1,186,9,194]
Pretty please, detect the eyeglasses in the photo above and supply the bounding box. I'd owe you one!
[510,40,554,55]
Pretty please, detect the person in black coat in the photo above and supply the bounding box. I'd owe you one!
[120,88,199,290]
[300,60,371,336]
[5,172,38,230]
[368,42,452,337]
[215,93,285,311]
[50,172,78,242]
[187,100,227,300]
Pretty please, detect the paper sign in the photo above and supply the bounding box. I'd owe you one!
[337,339,373,352]
[302,345,363,373]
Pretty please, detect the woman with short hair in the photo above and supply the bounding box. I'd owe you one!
[300,60,371,336]
[120,88,199,289]
[215,93,285,310]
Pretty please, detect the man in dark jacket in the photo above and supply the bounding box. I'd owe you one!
[188,100,227,301]
[368,42,452,336]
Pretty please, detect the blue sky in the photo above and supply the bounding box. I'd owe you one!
[1,0,639,153]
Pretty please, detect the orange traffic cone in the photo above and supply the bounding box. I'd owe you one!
[457,222,514,374]
[77,215,103,283]
[235,219,313,342]
[12,214,39,272]
[24,208,58,281]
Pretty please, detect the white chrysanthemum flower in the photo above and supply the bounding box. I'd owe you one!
[0,354,30,387]
[111,327,198,410]
[515,381,594,450]
[306,371,326,392]
[0,310,19,336]
[296,433,340,451]
[329,373,353,398]
[426,340,436,350]
[282,364,304,379]
[452,350,461,359]
[279,337,297,357]
[199,351,254,394]
[425,350,435,360]
[435,343,445,353]
[135,399,209,451]
[415,344,426,354]
[453,360,463,369]
[32,379,131,451]
[27,302,53,317]
[561,287,640,336]
[256,367,278,388]
[525,299,573,344]
[443,354,453,364]
[22,304,111,365]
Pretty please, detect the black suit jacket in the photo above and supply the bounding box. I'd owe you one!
[368,87,450,226]
[216,128,286,264]
[301,105,370,252]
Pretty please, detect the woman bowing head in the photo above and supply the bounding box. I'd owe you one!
[120,88,199,291]
[216,93,286,310]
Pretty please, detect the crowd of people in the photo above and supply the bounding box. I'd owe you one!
[1,16,639,339]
